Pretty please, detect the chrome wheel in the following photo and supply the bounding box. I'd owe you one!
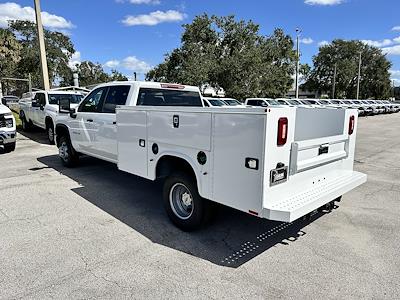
[59,141,69,162]
[169,183,194,220]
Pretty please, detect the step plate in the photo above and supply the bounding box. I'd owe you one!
[264,171,367,222]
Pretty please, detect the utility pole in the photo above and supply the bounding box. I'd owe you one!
[34,0,50,90]
[295,28,301,99]
[356,52,362,100]
[332,63,337,99]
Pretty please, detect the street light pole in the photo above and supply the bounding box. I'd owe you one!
[332,63,337,99]
[356,52,362,100]
[295,28,301,99]
[34,0,50,90]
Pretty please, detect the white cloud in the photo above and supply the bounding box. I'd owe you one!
[300,37,313,44]
[361,39,393,47]
[389,70,400,77]
[121,56,151,73]
[103,60,120,68]
[382,45,400,56]
[122,10,186,26]
[393,36,400,43]
[0,2,73,29]
[392,26,400,31]
[318,40,329,47]
[305,0,344,5]
[68,51,81,70]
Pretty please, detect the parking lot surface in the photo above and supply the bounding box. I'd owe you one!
[0,114,399,299]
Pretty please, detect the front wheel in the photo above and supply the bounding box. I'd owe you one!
[21,114,30,131]
[4,142,16,153]
[47,124,55,145]
[58,135,79,167]
[163,172,209,231]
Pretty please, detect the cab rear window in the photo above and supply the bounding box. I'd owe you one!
[137,88,202,107]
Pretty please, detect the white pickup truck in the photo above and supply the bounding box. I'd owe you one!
[19,90,84,144]
[55,81,367,230]
[0,102,16,152]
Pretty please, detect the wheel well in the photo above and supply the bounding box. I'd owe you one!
[156,155,197,183]
[55,125,70,147]
[45,116,53,128]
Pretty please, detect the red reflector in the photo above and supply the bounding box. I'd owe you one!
[160,83,185,89]
[348,115,355,135]
[277,117,288,146]
[248,210,258,216]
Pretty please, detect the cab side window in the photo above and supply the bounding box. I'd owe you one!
[78,87,107,113]
[102,85,130,113]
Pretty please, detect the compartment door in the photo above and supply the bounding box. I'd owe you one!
[117,110,148,178]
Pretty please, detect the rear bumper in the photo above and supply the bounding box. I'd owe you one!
[262,171,367,222]
[0,130,16,145]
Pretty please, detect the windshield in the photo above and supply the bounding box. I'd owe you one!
[287,100,300,105]
[330,100,341,104]
[319,100,330,105]
[49,94,83,105]
[277,100,289,105]
[342,100,352,104]
[301,99,317,105]
[266,100,280,105]
[223,99,241,106]
[209,99,226,106]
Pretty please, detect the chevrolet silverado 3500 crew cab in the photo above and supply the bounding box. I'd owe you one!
[19,90,84,144]
[56,81,367,230]
[0,103,16,152]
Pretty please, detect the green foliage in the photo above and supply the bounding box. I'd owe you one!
[303,39,392,99]
[146,14,296,99]
[2,20,126,91]
[0,28,22,78]
[9,20,75,89]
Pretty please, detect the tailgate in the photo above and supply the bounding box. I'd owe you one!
[290,108,348,174]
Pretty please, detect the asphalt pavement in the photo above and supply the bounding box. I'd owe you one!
[0,114,399,299]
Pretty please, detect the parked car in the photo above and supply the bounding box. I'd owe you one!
[55,81,366,230]
[203,98,227,107]
[19,90,84,144]
[219,98,244,107]
[0,102,16,152]
[245,98,281,107]
[1,95,19,108]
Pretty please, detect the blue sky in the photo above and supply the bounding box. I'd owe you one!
[1,0,400,83]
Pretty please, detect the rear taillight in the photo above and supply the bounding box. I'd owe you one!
[348,115,355,135]
[277,117,288,146]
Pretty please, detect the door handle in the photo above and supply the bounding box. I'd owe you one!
[112,121,116,125]
[86,119,93,122]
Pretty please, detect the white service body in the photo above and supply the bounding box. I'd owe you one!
[56,81,366,223]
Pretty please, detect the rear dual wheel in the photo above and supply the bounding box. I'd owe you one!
[163,172,211,231]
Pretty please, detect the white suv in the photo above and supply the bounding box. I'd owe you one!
[0,103,16,152]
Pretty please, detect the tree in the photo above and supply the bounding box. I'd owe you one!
[0,28,22,78]
[76,61,111,87]
[303,40,392,99]
[147,14,296,99]
[8,20,75,89]
[109,69,128,81]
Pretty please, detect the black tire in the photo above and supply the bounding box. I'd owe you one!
[163,172,210,231]
[20,113,30,131]
[4,142,16,153]
[46,122,55,145]
[58,135,79,167]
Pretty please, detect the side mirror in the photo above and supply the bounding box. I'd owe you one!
[69,108,77,119]
[31,100,38,107]
[59,98,71,114]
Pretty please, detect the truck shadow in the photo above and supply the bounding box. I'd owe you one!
[17,128,50,145]
[38,154,334,268]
